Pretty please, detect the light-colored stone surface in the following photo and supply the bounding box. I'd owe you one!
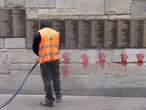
[8,49,37,64]
[26,9,38,19]
[77,0,104,15]
[105,0,131,14]
[5,0,25,8]
[1,63,146,96]
[0,52,10,74]
[0,0,4,7]
[60,49,146,63]
[38,9,77,18]
[131,0,146,18]
[5,38,26,49]
[26,0,55,8]
[0,39,4,48]
[56,0,78,8]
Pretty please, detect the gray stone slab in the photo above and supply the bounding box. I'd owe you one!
[0,0,4,7]
[26,0,55,8]
[5,0,25,8]
[0,39,4,48]
[131,0,146,18]
[56,0,78,8]
[105,0,131,14]
[77,0,104,15]
[5,38,26,49]
[12,9,26,37]
[0,52,10,74]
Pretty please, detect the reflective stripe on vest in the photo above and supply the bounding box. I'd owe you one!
[38,27,60,63]
[39,44,59,49]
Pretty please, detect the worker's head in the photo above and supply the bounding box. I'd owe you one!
[40,19,51,29]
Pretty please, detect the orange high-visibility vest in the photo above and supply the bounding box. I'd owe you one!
[38,27,60,63]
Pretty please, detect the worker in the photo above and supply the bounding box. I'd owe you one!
[32,19,62,107]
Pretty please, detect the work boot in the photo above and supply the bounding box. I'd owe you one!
[55,94,62,103]
[40,97,55,107]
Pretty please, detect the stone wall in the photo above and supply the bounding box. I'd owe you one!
[0,0,146,96]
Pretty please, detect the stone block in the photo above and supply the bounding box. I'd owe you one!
[8,49,37,64]
[26,9,38,19]
[0,0,4,7]
[0,52,10,74]
[26,0,55,8]
[0,38,4,48]
[105,0,131,14]
[56,0,78,8]
[38,9,77,18]
[5,38,26,49]
[131,0,146,18]
[5,0,25,8]
[77,0,104,15]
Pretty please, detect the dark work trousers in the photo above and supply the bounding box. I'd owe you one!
[40,60,61,101]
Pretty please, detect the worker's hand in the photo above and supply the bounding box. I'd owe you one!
[33,58,39,64]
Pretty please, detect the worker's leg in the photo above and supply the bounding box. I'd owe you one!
[51,60,62,102]
[40,62,55,104]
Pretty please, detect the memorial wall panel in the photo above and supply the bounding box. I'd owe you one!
[26,20,39,48]
[104,20,117,48]
[130,20,143,48]
[0,9,12,37]
[65,20,78,48]
[117,20,130,48]
[12,9,26,37]
[78,20,91,48]
[91,20,104,48]
[52,20,65,48]
[143,21,146,47]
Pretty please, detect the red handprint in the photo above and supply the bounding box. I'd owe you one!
[120,52,128,65]
[136,53,144,66]
[80,53,89,68]
[96,50,106,65]
[61,65,69,78]
[62,52,71,64]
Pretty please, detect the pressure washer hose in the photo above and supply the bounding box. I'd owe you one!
[0,61,39,109]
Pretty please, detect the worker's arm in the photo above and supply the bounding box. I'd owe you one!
[32,32,41,56]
